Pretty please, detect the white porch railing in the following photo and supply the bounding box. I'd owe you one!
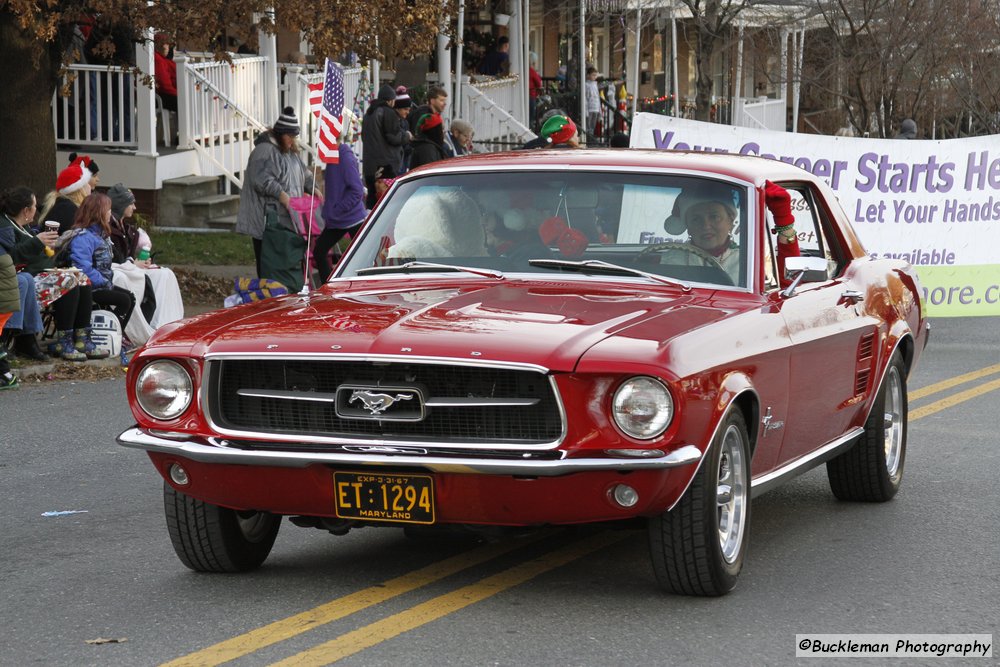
[52,65,138,148]
[280,65,368,165]
[459,76,535,150]
[732,96,786,132]
[176,54,270,193]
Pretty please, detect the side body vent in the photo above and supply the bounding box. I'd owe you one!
[854,332,876,396]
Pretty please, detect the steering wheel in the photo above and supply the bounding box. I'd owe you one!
[637,240,729,274]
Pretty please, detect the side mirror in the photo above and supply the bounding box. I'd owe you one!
[781,256,828,297]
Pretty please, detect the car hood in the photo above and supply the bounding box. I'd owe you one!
[146,278,725,372]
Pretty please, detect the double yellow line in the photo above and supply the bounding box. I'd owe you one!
[164,531,628,667]
[909,362,1000,420]
[165,362,1000,667]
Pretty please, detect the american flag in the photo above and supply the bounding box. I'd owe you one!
[308,59,345,164]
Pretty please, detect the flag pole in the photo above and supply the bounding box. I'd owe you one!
[301,58,331,296]
[301,158,320,296]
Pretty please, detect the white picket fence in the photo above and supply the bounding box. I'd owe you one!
[732,96,786,132]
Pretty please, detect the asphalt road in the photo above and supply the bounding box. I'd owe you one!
[1,316,997,667]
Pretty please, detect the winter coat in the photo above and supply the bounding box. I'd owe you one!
[68,226,114,288]
[409,137,450,170]
[0,227,19,314]
[48,197,80,235]
[0,214,51,276]
[322,145,367,229]
[110,214,141,263]
[235,131,314,240]
[895,118,917,140]
[362,102,407,177]
[585,79,601,114]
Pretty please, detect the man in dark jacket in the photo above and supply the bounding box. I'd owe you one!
[362,85,409,208]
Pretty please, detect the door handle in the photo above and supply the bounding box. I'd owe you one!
[841,290,864,304]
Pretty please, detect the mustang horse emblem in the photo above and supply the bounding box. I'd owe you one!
[348,390,414,415]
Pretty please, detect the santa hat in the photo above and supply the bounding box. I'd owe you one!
[56,156,93,195]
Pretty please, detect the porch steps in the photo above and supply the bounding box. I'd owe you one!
[183,194,240,228]
[158,175,240,229]
[207,214,238,231]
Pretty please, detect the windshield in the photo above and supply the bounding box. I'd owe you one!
[338,170,752,289]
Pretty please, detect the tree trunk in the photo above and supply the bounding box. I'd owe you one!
[0,11,61,199]
[692,2,722,123]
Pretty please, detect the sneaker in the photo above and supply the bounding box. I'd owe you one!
[0,371,18,390]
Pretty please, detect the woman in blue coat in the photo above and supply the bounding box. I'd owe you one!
[67,193,134,352]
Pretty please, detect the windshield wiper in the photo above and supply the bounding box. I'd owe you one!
[355,261,505,280]
[528,259,691,291]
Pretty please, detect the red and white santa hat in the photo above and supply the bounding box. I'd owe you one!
[56,156,93,195]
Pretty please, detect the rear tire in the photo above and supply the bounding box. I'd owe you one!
[827,351,907,502]
[163,482,280,572]
[648,409,751,596]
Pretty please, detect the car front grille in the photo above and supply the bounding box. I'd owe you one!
[205,358,563,445]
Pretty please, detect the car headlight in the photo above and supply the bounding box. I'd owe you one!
[612,376,674,439]
[136,360,194,421]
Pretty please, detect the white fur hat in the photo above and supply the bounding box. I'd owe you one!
[390,187,486,258]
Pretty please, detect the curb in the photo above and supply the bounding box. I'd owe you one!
[12,356,123,379]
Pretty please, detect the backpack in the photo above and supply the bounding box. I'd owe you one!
[90,309,123,356]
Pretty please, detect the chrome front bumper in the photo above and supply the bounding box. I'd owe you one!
[117,427,702,476]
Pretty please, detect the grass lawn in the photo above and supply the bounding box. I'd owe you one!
[149,230,254,265]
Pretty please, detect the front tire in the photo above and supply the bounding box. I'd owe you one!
[827,351,907,502]
[648,409,751,596]
[163,482,281,572]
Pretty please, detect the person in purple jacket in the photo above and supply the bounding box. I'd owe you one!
[314,140,367,282]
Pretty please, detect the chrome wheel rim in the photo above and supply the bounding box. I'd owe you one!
[717,425,748,564]
[236,511,273,543]
[883,366,904,478]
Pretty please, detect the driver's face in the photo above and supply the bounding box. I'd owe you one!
[686,202,733,250]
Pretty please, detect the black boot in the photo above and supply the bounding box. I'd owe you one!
[14,333,49,362]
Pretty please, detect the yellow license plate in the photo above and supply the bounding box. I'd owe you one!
[333,472,435,525]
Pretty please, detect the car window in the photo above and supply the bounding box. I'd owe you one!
[339,171,752,289]
[785,185,840,277]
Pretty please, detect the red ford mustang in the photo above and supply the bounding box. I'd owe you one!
[119,150,928,595]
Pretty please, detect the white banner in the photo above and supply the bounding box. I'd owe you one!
[630,113,1000,317]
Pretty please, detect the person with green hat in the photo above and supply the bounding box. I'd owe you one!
[409,113,450,170]
[539,115,580,148]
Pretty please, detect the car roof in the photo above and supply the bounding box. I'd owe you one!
[405,148,815,185]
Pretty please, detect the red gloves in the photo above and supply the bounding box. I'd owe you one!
[539,216,588,258]
[764,180,794,230]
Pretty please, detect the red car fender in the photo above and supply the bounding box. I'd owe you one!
[665,370,759,512]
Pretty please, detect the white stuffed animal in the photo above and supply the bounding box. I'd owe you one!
[387,187,487,260]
